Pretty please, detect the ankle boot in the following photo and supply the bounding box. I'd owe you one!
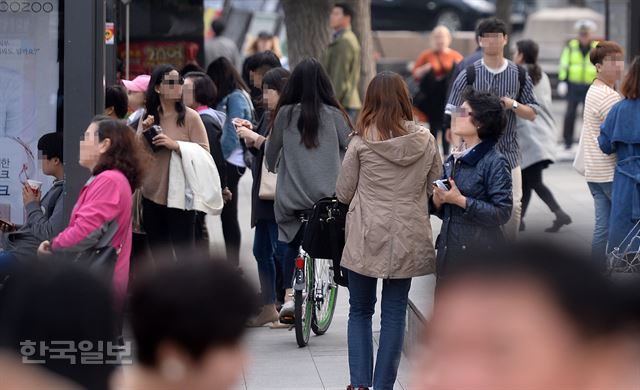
[545,209,572,233]
[248,304,280,327]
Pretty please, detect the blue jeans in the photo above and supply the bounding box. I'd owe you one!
[253,220,279,305]
[347,270,411,389]
[279,226,304,290]
[588,182,612,267]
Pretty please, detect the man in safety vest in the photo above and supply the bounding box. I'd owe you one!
[557,20,598,150]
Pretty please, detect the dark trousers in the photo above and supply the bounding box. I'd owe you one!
[142,197,196,261]
[563,83,590,148]
[221,164,245,266]
[280,226,304,290]
[522,162,561,218]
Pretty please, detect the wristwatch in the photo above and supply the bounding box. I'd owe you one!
[512,100,519,111]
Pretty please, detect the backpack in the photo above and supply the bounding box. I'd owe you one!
[465,63,527,101]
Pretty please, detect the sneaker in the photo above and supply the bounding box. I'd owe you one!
[279,300,295,324]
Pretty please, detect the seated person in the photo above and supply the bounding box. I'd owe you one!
[0,132,65,261]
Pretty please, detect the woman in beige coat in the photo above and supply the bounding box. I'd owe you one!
[336,71,442,390]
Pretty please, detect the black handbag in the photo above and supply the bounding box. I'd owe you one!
[301,197,349,286]
[72,219,124,282]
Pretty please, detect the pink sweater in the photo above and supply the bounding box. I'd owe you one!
[52,170,133,304]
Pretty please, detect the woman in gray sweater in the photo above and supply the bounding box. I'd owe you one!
[265,58,352,322]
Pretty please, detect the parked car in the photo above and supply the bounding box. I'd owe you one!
[371,0,494,32]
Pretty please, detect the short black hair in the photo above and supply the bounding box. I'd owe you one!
[211,19,225,36]
[130,253,258,367]
[246,51,282,73]
[334,3,354,20]
[476,17,508,37]
[440,240,638,340]
[184,71,218,106]
[105,85,128,119]
[0,261,116,390]
[37,132,64,163]
[180,63,204,76]
[462,88,506,141]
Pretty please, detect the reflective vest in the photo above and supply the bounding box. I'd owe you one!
[558,39,598,84]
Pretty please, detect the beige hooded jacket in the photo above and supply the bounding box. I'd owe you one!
[336,122,442,279]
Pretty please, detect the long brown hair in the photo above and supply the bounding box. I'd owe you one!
[92,116,147,190]
[621,56,640,100]
[356,71,413,141]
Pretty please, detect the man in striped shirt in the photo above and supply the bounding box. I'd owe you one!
[445,18,539,241]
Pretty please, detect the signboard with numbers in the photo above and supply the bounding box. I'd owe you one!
[0,0,59,224]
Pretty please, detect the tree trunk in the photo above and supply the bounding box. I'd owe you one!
[343,0,375,98]
[282,0,374,99]
[495,0,513,59]
[281,0,332,68]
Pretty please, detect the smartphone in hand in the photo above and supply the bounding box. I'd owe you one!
[143,125,162,152]
[433,179,451,191]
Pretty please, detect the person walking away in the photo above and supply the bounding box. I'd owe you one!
[236,67,291,327]
[205,19,241,70]
[207,57,254,267]
[137,65,210,262]
[37,117,146,310]
[412,25,463,155]
[265,58,352,323]
[578,41,624,268]
[0,132,65,261]
[558,20,599,150]
[445,18,538,241]
[183,71,232,249]
[515,40,572,233]
[322,3,361,121]
[337,71,442,390]
[433,90,512,277]
[122,75,150,129]
[598,56,640,255]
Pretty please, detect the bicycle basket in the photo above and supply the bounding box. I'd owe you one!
[607,219,640,275]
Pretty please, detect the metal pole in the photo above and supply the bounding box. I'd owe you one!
[125,2,130,80]
[605,0,610,40]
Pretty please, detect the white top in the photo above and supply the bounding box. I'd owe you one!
[226,147,246,168]
[481,58,509,75]
[581,80,621,183]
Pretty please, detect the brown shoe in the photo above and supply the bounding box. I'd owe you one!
[247,304,279,327]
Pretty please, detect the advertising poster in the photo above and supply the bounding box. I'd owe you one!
[0,0,59,224]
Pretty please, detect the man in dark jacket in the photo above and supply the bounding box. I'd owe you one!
[0,132,65,261]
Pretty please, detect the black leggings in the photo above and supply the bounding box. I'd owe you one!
[221,164,245,266]
[522,162,560,218]
[142,197,196,261]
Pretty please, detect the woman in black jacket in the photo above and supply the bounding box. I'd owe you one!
[432,89,513,277]
[236,67,290,327]
[183,71,231,246]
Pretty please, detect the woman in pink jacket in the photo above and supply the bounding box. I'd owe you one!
[38,116,146,305]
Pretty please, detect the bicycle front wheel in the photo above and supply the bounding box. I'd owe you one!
[311,258,338,335]
[294,255,314,347]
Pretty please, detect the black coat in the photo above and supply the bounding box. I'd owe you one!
[433,140,513,275]
[249,115,275,227]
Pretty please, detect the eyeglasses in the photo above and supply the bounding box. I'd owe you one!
[162,78,184,86]
[452,108,474,118]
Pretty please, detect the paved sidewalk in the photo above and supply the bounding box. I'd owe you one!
[207,156,595,389]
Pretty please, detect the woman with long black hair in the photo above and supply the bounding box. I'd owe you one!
[265,58,352,322]
[515,39,572,233]
[207,57,254,267]
[138,64,209,261]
